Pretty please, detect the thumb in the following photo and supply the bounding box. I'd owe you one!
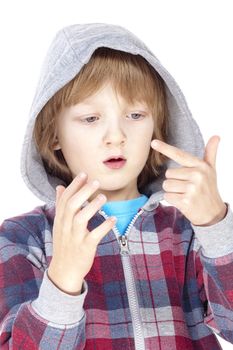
[204,135,220,169]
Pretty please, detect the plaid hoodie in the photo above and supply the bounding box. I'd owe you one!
[1,198,233,349]
[1,23,233,349]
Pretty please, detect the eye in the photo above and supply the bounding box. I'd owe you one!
[81,113,145,123]
[82,116,99,123]
[128,113,145,120]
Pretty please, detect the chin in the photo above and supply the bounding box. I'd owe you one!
[101,177,136,192]
[101,183,125,191]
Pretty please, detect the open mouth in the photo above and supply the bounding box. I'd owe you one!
[103,158,127,169]
[107,158,123,162]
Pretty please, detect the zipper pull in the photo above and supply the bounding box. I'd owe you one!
[119,235,129,255]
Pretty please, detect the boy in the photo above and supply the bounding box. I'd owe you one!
[0,23,233,349]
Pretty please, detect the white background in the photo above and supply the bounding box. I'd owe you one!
[0,1,232,348]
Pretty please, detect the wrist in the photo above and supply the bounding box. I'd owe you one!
[47,266,84,296]
[198,202,228,227]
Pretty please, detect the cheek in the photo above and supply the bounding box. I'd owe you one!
[133,123,154,146]
[130,129,153,163]
[58,128,92,161]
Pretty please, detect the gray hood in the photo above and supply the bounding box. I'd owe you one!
[20,23,205,208]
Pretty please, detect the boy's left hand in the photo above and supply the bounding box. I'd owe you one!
[151,135,227,226]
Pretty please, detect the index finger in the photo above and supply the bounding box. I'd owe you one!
[151,140,202,167]
[57,172,88,206]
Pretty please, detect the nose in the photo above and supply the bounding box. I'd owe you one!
[104,118,126,146]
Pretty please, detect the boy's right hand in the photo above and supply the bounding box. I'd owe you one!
[47,172,116,295]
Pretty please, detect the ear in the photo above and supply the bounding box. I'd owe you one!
[53,137,61,151]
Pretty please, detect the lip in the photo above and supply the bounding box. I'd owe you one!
[103,159,127,169]
[103,155,126,162]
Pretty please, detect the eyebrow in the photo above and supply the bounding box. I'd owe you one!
[75,101,93,106]
[72,100,149,109]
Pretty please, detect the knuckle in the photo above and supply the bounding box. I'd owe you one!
[80,183,99,200]
[191,169,204,183]
[182,196,190,206]
[96,193,107,202]
[90,234,99,245]
[87,231,99,246]
[73,213,87,226]
[187,182,196,193]
[67,198,78,212]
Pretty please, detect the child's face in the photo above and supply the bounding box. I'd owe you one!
[54,82,154,201]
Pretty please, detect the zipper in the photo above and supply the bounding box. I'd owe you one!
[119,234,129,254]
[99,208,146,350]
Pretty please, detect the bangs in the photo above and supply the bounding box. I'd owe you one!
[58,47,165,117]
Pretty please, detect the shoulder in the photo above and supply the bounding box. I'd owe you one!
[0,204,55,247]
[154,202,192,229]
[153,202,200,252]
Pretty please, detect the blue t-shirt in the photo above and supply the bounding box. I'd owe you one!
[101,194,148,235]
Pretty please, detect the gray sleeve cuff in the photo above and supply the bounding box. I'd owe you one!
[31,269,88,325]
[191,202,233,258]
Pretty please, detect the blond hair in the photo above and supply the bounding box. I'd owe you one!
[33,47,169,192]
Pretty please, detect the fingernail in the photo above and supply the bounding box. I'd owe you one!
[78,172,87,179]
[97,194,106,201]
[151,140,159,148]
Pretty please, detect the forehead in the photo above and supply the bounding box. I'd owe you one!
[76,83,148,108]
